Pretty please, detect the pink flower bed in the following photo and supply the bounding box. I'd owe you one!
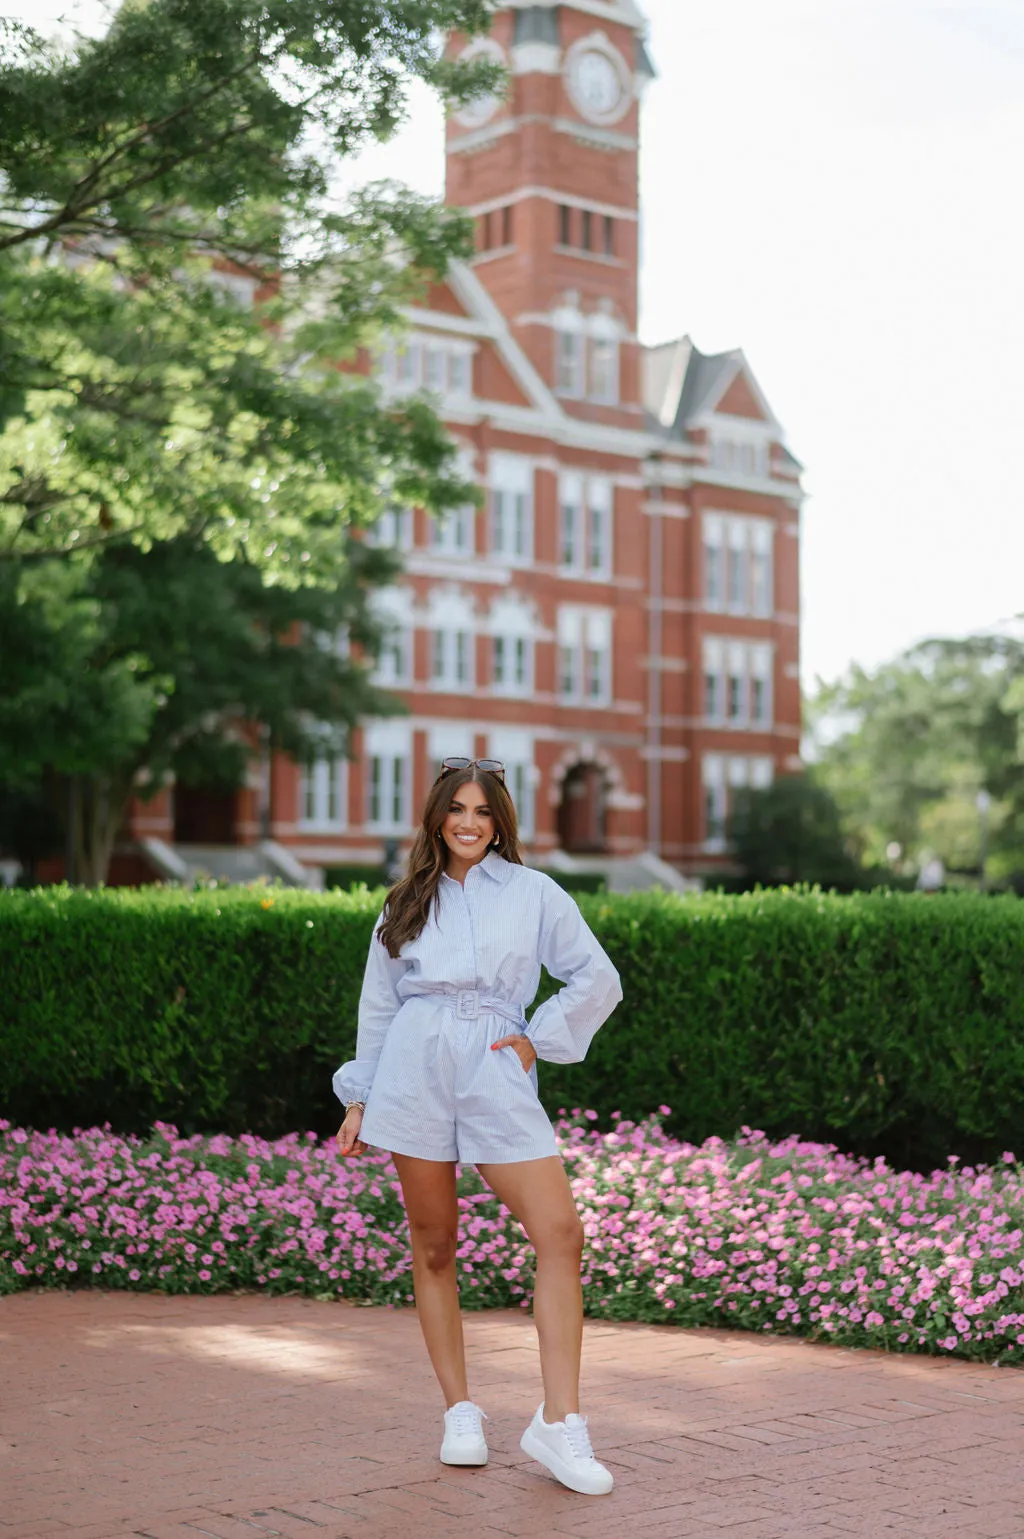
[2,1113,1022,1365]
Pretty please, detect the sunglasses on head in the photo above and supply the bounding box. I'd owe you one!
[437,757,506,784]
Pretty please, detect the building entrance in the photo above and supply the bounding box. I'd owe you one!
[173,785,239,845]
[557,762,609,854]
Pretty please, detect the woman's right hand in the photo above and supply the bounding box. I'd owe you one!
[336,1105,367,1159]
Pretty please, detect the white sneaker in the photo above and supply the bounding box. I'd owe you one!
[440,1400,488,1466]
[520,1404,614,1496]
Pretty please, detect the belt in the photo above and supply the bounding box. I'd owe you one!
[433,989,526,1025]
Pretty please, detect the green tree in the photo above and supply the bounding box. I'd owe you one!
[0,0,498,567]
[808,636,1024,882]
[0,534,401,885]
[0,0,501,881]
[728,774,862,889]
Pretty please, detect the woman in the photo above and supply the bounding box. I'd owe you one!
[333,758,622,1497]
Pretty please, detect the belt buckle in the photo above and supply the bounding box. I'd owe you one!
[456,988,478,1019]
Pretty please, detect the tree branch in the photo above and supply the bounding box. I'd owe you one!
[0,49,267,252]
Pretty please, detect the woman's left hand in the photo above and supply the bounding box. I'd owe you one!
[491,1033,537,1073]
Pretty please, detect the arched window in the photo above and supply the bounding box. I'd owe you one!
[552,302,622,404]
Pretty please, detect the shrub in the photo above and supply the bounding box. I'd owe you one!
[2,885,1024,1168]
[538,870,606,895]
[324,865,388,891]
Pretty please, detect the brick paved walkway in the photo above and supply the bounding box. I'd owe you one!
[2,1292,1022,1539]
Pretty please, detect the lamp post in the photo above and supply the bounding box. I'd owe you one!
[976,789,991,893]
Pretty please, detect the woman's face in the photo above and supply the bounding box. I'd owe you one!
[439,780,495,866]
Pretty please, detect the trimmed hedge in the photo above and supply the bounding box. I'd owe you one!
[2,885,1023,1168]
[324,864,388,891]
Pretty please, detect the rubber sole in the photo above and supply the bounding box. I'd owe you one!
[440,1443,488,1466]
[519,1425,614,1496]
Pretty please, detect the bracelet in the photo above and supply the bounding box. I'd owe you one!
[344,1100,366,1114]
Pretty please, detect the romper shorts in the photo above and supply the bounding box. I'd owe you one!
[359,988,559,1165]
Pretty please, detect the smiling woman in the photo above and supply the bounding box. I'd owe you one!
[331,758,623,1494]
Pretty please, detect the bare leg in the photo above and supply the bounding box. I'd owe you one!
[391,1153,468,1409]
[476,1156,584,1423]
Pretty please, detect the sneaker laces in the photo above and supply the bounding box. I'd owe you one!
[563,1413,596,1461]
[448,1401,486,1436]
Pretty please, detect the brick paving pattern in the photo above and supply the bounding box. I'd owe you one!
[2,1291,1022,1538]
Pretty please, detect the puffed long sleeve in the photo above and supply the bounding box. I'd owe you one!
[524,882,622,1064]
[332,915,409,1106]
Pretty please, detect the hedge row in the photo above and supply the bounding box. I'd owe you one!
[2,885,1023,1168]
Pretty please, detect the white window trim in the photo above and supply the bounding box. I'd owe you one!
[298,751,348,832]
[702,752,775,850]
[703,638,775,729]
[369,587,414,687]
[367,505,413,553]
[489,729,537,841]
[489,453,535,566]
[377,333,476,404]
[429,504,476,559]
[558,472,613,580]
[552,304,624,404]
[557,606,612,706]
[703,512,774,619]
[555,326,586,398]
[492,632,534,697]
[365,725,412,834]
[429,625,475,691]
[588,335,619,405]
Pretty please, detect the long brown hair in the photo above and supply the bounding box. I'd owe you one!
[377,766,523,957]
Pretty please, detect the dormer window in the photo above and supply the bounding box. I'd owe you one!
[589,337,619,403]
[553,304,621,405]
[378,333,474,402]
[556,327,586,396]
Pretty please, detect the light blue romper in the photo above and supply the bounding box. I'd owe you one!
[332,852,623,1164]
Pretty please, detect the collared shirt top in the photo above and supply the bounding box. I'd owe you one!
[333,851,623,1106]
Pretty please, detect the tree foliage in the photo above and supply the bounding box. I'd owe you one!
[0,0,498,567]
[808,635,1024,883]
[0,0,502,881]
[728,774,862,890]
[1,534,401,884]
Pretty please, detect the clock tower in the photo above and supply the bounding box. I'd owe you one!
[445,0,654,427]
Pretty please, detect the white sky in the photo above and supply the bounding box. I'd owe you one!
[8,0,1024,688]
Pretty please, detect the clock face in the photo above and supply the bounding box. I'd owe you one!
[457,89,499,129]
[570,48,626,121]
[454,41,505,130]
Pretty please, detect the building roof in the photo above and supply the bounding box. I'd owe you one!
[644,336,747,434]
[642,335,792,445]
[635,36,656,79]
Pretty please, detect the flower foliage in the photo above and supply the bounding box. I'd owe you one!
[2,1113,1022,1366]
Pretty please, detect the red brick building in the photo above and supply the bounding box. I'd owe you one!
[122,0,803,889]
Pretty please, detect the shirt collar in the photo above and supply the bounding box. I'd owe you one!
[444,850,513,885]
[480,850,514,884]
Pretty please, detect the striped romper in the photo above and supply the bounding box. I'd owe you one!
[332,852,623,1164]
